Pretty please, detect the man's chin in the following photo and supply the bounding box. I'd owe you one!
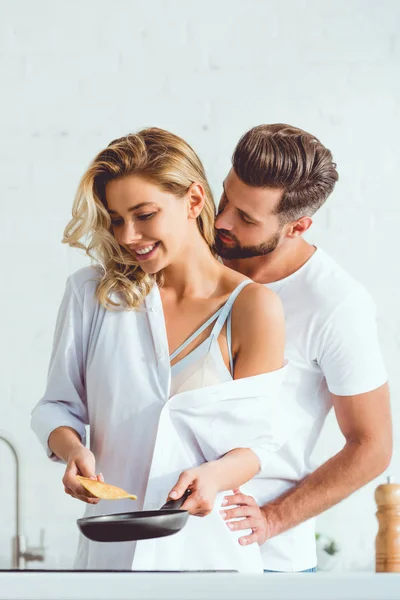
[217,245,274,260]
[213,241,239,259]
[216,246,255,260]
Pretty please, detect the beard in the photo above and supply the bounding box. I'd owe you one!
[214,229,281,259]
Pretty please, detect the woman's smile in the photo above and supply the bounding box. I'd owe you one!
[129,241,161,261]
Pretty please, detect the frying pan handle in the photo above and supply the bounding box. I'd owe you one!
[161,489,192,510]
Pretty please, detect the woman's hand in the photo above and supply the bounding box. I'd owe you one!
[62,446,104,504]
[167,463,220,517]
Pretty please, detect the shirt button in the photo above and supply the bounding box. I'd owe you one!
[149,307,157,313]
[157,352,165,360]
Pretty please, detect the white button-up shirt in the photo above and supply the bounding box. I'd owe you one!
[31,266,306,572]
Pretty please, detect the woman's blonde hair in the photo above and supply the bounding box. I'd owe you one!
[63,127,216,309]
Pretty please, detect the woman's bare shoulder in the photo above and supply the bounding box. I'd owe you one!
[230,282,285,375]
[234,282,283,322]
[218,263,282,314]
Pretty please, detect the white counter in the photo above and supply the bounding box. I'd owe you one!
[0,571,399,600]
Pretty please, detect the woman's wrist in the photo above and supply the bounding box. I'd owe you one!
[48,426,85,463]
[196,461,223,492]
[205,449,260,492]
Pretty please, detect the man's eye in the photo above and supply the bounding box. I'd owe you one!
[217,204,226,216]
[111,219,123,227]
[137,213,156,221]
[240,214,254,225]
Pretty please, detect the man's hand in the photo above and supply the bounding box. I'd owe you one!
[220,488,270,546]
[167,464,220,517]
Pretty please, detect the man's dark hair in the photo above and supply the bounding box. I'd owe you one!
[232,123,339,221]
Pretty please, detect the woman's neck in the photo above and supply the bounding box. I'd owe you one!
[162,238,223,300]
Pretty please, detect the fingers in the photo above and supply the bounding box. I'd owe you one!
[64,486,100,504]
[221,492,257,507]
[225,517,259,532]
[220,490,268,546]
[181,493,213,516]
[238,530,259,546]
[168,471,193,501]
[221,505,259,520]
[167,467,218,517]
[62,453,100,503]
[181,496,202,515]
[63,460,80,494]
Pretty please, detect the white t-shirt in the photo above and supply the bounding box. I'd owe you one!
[256,247,387,572]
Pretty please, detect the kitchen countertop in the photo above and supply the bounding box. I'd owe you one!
[0,571,399,600]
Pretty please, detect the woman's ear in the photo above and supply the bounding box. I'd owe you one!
[187,183,206,219]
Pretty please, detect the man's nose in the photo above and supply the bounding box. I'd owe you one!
[215,211,233,231]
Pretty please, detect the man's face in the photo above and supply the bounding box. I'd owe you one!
[214,169,285,259]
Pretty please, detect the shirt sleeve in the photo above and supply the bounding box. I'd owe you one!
[316,288,387,396]
[209,392,308,472]
[170,366,309,473]
[31,277,89,462]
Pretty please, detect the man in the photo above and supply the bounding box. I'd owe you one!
[215,124,392,572]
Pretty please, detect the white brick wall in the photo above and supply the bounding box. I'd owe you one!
[0,0,399,571]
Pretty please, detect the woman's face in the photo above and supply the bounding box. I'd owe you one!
[105,175,192,274]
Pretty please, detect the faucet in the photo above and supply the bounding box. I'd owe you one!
[0,431,45,569]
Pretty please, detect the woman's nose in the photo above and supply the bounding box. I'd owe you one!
[119,221,142,245]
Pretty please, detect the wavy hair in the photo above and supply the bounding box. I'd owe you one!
[63,128,216,309]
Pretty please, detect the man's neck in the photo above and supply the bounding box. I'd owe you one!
[222,239,316,284]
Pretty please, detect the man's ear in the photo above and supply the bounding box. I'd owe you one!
[187,183,206,219]
[285,216,313,238]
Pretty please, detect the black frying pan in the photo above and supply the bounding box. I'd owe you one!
[77,490,191,542]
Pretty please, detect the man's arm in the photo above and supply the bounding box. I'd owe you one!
[221,382,392,545]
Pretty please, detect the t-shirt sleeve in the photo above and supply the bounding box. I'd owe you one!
[316,288,387,396]
[30,277,89,461]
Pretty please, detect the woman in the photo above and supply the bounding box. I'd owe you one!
[31,128,293,572]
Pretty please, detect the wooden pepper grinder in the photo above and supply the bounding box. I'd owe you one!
[375,476,400,572]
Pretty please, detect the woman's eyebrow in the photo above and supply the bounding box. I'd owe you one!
[108,202,155,215]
